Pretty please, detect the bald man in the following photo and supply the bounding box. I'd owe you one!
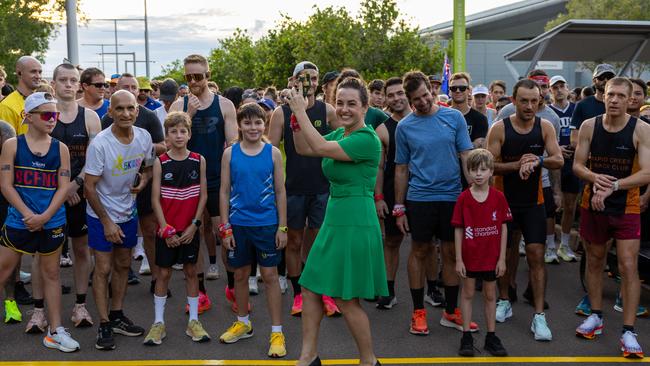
[85,90,154,350]
[0,56,43,134]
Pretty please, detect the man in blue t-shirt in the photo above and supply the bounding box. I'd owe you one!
[394,71,475,336]
[569,64,615,140]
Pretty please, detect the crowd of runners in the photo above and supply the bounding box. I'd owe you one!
[0,53,649,365]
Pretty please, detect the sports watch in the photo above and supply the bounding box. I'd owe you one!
[192,219,202,228]
[278,226,288,233]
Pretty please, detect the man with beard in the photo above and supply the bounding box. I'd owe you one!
[78,68,110,119]
[136,77,164,124]
[450,73,488,149]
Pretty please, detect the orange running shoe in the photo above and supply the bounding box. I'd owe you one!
[409,309,429,335]
[224,286,251,313]
[291,294,303,317]
[322,295,341,317]
[440,308,479,332]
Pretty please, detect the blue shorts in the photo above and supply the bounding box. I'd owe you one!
[227,225,281,268]
[87,215,138,252]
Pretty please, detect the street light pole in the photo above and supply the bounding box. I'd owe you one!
[144,0,151,78]
[65,0,79,65]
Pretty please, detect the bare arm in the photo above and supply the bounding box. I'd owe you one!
[268,107,285,147]
[454,227,465,277]
[169,98,184,113]
[487,121,519,174]
[151,158,167,229]
[374,124,389,196]
[221,98,238,145]
[619,122,650,190]
[84,174,112,225]
[219,147,232,225]
[394,164,408,205]
[459,149,472,185]
[195,156,208,222]
[540,120,564,170]
[41,143,71,221]
[0,139,33,218]
[572,119,597,183]
[273,147,287,249]
[326,103,340,130]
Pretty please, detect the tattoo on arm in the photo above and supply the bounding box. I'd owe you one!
[1,165,10,171]
[60,169,71,177]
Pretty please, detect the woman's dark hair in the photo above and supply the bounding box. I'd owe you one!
[335,68,363,90]
[223,86,244,108]
[337,77,369,107]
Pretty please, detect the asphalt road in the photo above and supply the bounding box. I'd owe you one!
[1,236,649,365]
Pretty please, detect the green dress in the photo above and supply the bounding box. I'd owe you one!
[299,126,388,300]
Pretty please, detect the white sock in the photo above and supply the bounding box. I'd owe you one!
[154,295,167,324]
[546,234,556,250]
[560,232,571,247]
[271,325,282,333]
[237,314,250,325]
[187,296,199,321]
[137,236,143,246]
[55,326,65,335]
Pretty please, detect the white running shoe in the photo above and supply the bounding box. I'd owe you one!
[620,330,644,358]
[279,275,288,294]
[206,264,220,280]
[557,244,578,262]
[575,314,603,339]
[132,238,145,260]
[43,328,80,352]
[172,263,184,271]
[59,253,73,268]
[519,239,526,256]
[544,247,560,264]
[531,313,552,341]
[495,299,513,323]
[19,271,31,284]
[139,256,151,275]
[249,276,259,295]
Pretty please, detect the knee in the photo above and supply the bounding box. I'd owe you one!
[618,257,638,278]
[182,265,197,279]
[40,263,60,281]
[158,268,172,282]
[261,269,278,284]
[411,244,430,260]
[234,268,249,282]
[94,260,111,278]
[461,286,474,300]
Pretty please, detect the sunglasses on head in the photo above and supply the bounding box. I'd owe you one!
[449,85,468,92]
[184,73,208,83]
[30,111,60,121]
[88,82,109,89]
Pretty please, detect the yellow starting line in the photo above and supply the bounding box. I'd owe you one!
[0,357,648,365]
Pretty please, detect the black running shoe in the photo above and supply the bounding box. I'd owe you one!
[376,295,397,310]
[523,286,549,310]
[127,269,140,285]
[458,333,475,357]
[484,334,508,356]
[96,323,116,350]
[14,281,33,305]
[424,287,445,307]
[508,285,517,303]
[111,315,144,337]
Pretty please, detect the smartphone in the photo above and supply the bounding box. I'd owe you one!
[298,75,311,98]
[132,173,141,188]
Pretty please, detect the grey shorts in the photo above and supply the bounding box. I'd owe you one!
[287,193,328,230]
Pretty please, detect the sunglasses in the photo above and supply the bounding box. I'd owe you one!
[88,82,109,89]
[449,86,468,92]
[597,73,614,81]
[184,73,208,83]
[31,111,60,121]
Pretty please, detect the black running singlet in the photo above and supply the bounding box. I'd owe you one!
[382,117,398,204]
[581,116,639,215]
[51,106,88,179]
[496,117,545,208]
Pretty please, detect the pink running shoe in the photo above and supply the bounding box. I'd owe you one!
[322,295,341,317]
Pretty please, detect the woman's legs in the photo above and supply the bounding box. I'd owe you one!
[334,297,377,366]
[297,288,323,365]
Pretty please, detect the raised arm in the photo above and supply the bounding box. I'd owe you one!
[540,119,564,170]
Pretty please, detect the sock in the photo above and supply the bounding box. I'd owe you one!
[427,280,436,293]
[34,298,44,309]
[76,293,86,304]
[154,295,166,324]
[387,280,395,297]
[410,288,425,310]
[592,309,603,319]
[445,285,460,313]
[560,232,571,247]
[487,331,495,337]
[198,273,206,294]
[137,235,143,246]
[237,314,250,326]
[187,296,199,321]
[289,276,301,296]
[109,309,123,321]
[546,234,556,250]
[227,270,235,289]
[209,255,216,265]
[271,325,282,333]
[623,325,635,333]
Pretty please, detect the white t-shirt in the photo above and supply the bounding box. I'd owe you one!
[154,105,167,127]
[85,126,154,223]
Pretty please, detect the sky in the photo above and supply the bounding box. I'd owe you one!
[42,0,522,78]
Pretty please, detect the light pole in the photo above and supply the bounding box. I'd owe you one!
[65,0,79,65]
[92,18,144,74]
[82,43,124,71]
[144,0,151,78]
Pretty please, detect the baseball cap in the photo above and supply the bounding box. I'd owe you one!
[136,76,152,91]
[24,92,57,114]
[549,75,567,86]
[472,84,489,96]
[159,79,179,102]
[179,84,188,89]
[322,71,339,85]
[593,64,615,78]
[257,98,276,111]
[429,74,441,83]
[110,73,121,84]
[293,61,319,77]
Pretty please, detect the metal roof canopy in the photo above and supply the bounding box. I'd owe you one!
[504,19,650,79]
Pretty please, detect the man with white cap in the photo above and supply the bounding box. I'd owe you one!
[0,92,79,352]
[471,84,498,127]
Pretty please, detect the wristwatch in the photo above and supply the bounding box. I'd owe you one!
[73,176,84,186]
[278,226,288,233]
[192,219,202,228]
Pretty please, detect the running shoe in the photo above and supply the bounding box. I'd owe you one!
[531,313,552,341]
[96,323,116,350]
[544,247,560,264]
[424,287,445,307]
[613,293,649,317]
[484,333,508,356]
[409,309,429,335]
[621,330,644,358]
[440,308,479,332]
[143,322,166,345]
[458,332,474,357]
[495,299,513,323]
[322,295,341,317]
[519,238,526,256]
[198,291,212,314]
[219,321,253,343]
[206,264,220,280]
[19,270,31,284]
[127,268,140,285]
[268,332,287,358]
[43,328,80,352]
[14,281,33,305]
[132,240,145,260]
[376,295,397,310]
[249,276,259,295]
[4,299,21,324]
[111,315,144,337]
[186,319,210,342]
[224,286,251,313]
[291,293,303,317]
[278,275,288,294]
[557,244,578,262]
[575,295,592,316]
[71,303,93,327]
[60,253,73,267]
[172,263,184,270]
[138,256,151,275]
[576,314,603,339]
[25,308,48,333]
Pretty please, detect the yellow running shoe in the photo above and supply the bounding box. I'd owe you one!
[186,319,210,342]
[143,322,166,346]
[268,332,286,358]
[4,299,21,324]
[219,321,253,344]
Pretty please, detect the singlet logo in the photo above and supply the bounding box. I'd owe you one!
[313,120,322,128]
[530,144,542,149]
[111,153,144,177]
[51,227,65,239]
[32,161,46,169]
[616,145,630,151]
[164,172,173,180]
[189,170,198,180]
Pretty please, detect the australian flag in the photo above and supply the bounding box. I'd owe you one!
[441,53,451,96]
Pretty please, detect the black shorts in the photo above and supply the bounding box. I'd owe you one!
[65,199,88,238]
[155,230,200,268]
[561,160,580,194]
[543,187,556,218]
[0,198,8,228]
[1,225,67,255]
[206,188,220,218]
[466,270,497,281]
[136,182,154,216]
[406,201,455,243]
[508,205,546,246]
[287,193,328,230]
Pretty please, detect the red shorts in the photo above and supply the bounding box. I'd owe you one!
[579,208,640,244]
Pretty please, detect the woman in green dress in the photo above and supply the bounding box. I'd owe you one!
[285,77,387,366]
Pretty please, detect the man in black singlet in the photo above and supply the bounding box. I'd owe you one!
[487,79,563,341]
[450,72,488,149]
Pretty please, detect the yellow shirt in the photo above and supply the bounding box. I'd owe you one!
[0,91,28,135]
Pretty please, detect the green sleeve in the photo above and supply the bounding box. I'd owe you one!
[338,128,380,163]
[324,127,342,141]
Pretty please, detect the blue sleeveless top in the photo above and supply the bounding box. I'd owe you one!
[6,135,66,229]
[229,143,277,226]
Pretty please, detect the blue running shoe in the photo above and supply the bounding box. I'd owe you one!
[613,293,649,317]
[575,295,592,316]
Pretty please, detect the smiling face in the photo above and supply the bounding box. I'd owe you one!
[385,83,408,114]
[335,87,367,130]
[109,91,139,129]
[407,82,435,115]
[238,116,265,143]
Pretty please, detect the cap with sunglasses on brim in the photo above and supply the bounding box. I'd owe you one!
[549,75,567,86]
[24,92,57,114]
[593,64,616,78]
[293,61,319,77]
[136,76,152,91]
[159,79,179,103]
[110,74,121,84]
[322,71,339,85]
[242,89,258,100]
[257,98,276,111]
[429,74,442,83]
[472,84,489,96]
[179,84,188,90]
